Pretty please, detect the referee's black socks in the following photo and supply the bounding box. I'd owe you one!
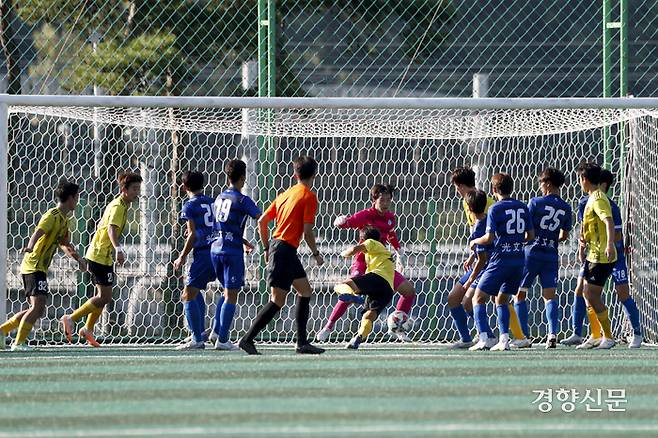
[243,301,282,343]
[296,296,311,346]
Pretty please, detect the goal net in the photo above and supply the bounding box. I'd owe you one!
[3,98,658,345]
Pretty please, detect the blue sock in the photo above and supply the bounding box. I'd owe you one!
[184,300,202,343]
[194,293,207,339]
[545,299,559,335]
[219,302,237,343]
[213,295,225,335]
[621,297,642,336]
[466,308,475,332]
[514,300,529,338]
[473,304,491,338]
[485,303,495,338]
[573,295,586,337]
[449,305,472,342]
[496,304,510,335]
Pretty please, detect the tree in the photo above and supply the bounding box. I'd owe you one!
[0,0,22,94]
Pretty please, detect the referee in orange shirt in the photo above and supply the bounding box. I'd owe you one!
[239,156,326,355]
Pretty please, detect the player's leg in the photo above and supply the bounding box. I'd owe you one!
[176,286,205,350]
[390,275,415,342]
[213,253,244,351]
[512,263,535,348]
[539,264,559,349]
[448,273,473,348]
[561,270,587,345]
[291,276,325,354]
[347,309,378,350]
[1,309,28,345]
[580,263,615,349]
[469,281,498,351]
[317,261,366,341]
[11,293,46,351]
[612,256,642,348]
[491,292,512,351]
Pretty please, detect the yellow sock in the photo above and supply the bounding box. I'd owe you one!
[587,306,603,338]
[14,320,34,345]
[508,304,525,340]
[358,318,373,339]
[596,309,613,339]
[0,315,22,335]
[85,308,103,331]
[71,300,100,322]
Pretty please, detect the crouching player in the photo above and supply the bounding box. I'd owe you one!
[334,227,396,349]
[447,190,494,349]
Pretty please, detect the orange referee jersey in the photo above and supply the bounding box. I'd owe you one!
[264,183,318,248]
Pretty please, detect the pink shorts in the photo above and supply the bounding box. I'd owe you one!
[350,259,406,290]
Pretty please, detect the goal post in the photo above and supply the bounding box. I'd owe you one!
[1,95,657,345]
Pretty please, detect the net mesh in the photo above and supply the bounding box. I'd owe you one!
[5,104,658,345]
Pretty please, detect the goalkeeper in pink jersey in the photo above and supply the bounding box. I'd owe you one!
[316,184,417,342]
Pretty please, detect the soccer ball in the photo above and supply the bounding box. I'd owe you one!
[387,310,409,334]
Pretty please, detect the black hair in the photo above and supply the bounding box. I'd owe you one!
[370,184,395,201]
[540,167,566,188]
[577,162,602,185]
[451,167,476,187]
[492,173,513,196]
[182,171,204,192]
[360,226,381,242]
[600,169,614,193]
[55,181,80,203]
[226,159,247,184]
[293,156,318,180]
[466,189,487,215]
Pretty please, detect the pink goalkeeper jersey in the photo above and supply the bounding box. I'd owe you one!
[338,207,401,270]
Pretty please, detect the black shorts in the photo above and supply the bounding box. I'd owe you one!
[87,259,115,286]
[267,239,307,292]
[583,260,615,287]
[352,273,395,315]
[23,272,48,297]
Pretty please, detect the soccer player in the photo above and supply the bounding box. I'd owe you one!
[210,159,261,350]
[172,171,216,350]
[469,173,534,351]
[0,182,86,351]
[573,162,617,350]
[238,156,325,355]
[61,172,142,347]
[515,168,572,349]
[316,184,416,342]
[563,168,642,348]
[334,227,396,349]
[451,166,529,345]
[447,190,493,349]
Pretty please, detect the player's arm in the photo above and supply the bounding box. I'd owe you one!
[340,243,367,258]
[59,230,86,271]
[594,199,616,260]
[469,232,493,250]
[463,252,475,271]
[23,228,46,253]
[173,220,195,271]
[108,224,126,266]
[525,228,535,242]
[258,208,274,262]
[463,252,488,291]
[558,229,570,242]
[303,223,323,266]
[334,209,368,229]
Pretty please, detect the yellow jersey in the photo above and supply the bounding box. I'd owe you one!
[582,189,617,264]
[86,196,129,266]
[462,195,495,227]
[362,239,395,288]
[21,208,70,274]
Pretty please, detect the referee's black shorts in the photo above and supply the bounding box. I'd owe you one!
[267,239,307,292]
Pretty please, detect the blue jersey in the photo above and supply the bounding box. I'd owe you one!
[524,194,572,261]
[469,218,492,258]
[485,198,533,265]
[180,194,215,250]
[211,188,261,256]
[578,194,623,249]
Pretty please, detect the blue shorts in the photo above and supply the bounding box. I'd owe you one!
[211,252,245,289]
[520,256,558,290]
[578,249,628,287]
[477,263,523,296]
[457,268,482,289]
[186,248,216,290]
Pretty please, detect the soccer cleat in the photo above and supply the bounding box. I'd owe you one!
[576,336,602,350]
[545,336,557,349]
[10,343,35,352]
[346,335,362,350]
[0,331,5,350]
[238,338,261,355]
[296,342,326,355]
[469,335,490,351]
[449,339,475,349]
[176,340,205,350]
[315,326,332,342]
[485,337,498,349]
[629,334,643,349]
[208,331,218,344]
[510,338,532,349]
[595,338,616,350]
[337,294,365,305]
[60,315,74,344]
[560,334,584,346]
[214,340,239,351]
[78,327,101,348]
[490,339,510,351]
[394,331,412,343]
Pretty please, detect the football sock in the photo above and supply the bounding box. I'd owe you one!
[621,297,642,336]
[573,295,586,337]
[326,301,350,329]
[473,304,491,338]
[296,296,311,345]
[195,292,207,335]
[184,300,203,343]
[587,306,602,338]
[243,301,281,343]
[213,295,225,335]
[14,320,33,345]
[396,294,415,314]
[508,303,525,339]
[0,314,22,336]
[71,300,99,322]
[514,300,530,338]
[358,317,373,338]
[449,305,472,342]
[218,302,236,343]
[496,304,510,335]
[545,299,559,335]
[596,309,613,339]
[85,307,103,331]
